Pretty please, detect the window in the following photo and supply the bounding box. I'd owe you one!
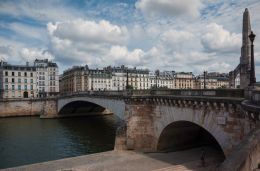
[24,72,27,77]
[25,85,27,90]
[12,72,14,76]
[30,85,33,90]
[12,85,15,90]
[18,85,21,90]
[5,78,8,82]
[18,72,21,76]
[5,85,8,90]
[30,72,33,77]
[24,79,27,83]
[12,78,14,83]
[30,79,33,83]
[18,78,21,83]
[5,71,8,76]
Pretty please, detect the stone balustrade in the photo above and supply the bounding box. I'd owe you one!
[59,89,245,99]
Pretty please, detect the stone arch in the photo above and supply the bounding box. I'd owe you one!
[153,105,233,156]
[157,120,225,156]
[58,96,125,119]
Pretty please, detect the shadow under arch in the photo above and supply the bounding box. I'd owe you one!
[58,100,112,117]
[157,120,225,158]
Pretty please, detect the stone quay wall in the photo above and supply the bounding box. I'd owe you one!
[0,98,57,117]
[218,128,260,171]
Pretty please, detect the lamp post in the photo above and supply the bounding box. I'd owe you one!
[155,70,159,89]
[203,71,207,89]
[249,31,256,86]
[126,69,129,90]
[91,72,93,91]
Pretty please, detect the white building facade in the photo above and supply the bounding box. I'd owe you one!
[0,59,59,99]
[34,59,59,97]
[0,61,37,98]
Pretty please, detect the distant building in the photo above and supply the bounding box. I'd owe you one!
[104,65,150,90]
[0,59,59,99]
[60,66,88,93]
[174,72,195,89]
[59,65,150,93]
[149,70,175,89]
[34,59,59,97]
[88,68,112,91]
[0,60,37,98]
[195,72,229,89]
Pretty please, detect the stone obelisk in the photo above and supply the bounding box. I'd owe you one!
[240,8,251,88]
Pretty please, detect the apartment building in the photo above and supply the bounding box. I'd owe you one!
[195,72,229,89]
[0,61,37,98]
[174,72,195,89]
[34,59,59,97]
[0,59,59,99]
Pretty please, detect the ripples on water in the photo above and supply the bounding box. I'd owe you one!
[0,115,122,169]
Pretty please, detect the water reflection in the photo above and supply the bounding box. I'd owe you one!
[0,115,122,169]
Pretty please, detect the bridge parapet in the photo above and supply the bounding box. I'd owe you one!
[130,89,245,98]
[60,89,245,99]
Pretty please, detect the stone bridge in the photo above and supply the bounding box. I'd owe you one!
[48,89,260,162]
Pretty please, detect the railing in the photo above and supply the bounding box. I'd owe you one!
[59,89,245,99]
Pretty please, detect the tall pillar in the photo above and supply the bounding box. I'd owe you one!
[240,8,252,88]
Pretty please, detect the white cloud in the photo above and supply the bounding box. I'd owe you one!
[47,19,147,67]
[47,19,129,47]
[19,48,54,62]
[135,0,202,18]
[201,23,241,53]
[108,46,144,65]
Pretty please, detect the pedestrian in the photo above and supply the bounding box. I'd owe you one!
[201,148,205,167]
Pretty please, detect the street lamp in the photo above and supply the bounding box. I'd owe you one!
[203,71,207,89]
[155,70,159,89]
[91,72,93,91]
[249,31,256,86]
[126,69,129,90]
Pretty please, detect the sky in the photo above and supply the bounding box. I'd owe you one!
[0,0,260,80]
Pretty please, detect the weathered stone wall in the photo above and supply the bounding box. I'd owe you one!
[0,99,57,117]
[218,128,260,171]
[125,103,157,151]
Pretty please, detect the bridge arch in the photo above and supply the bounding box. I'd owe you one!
[58,96,125,120]
[157,121,225,156]
[153,106,233,156]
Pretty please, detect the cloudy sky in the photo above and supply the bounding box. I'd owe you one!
[0,0,260,79]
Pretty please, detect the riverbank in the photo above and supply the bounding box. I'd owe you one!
[0,98,57,118]
[1,147,223,171]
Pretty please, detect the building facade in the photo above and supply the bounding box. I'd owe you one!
[149,71,175,89]
[195,72,229,89]
[174,72,195,89]
[34,59,59,97]
[0,59,59,99]
[0,61,37,98]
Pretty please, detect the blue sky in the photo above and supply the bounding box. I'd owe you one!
[0,0,260,80]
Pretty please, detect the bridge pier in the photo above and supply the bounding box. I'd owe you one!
[124,103,157,151]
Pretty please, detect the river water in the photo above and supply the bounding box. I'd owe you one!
[0,115,122,169]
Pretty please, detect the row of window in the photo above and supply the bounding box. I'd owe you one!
[5,78,34,83]
[5,71,34,77]
[5,85,34,90]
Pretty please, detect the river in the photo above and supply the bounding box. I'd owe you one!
[0,115,122,169]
